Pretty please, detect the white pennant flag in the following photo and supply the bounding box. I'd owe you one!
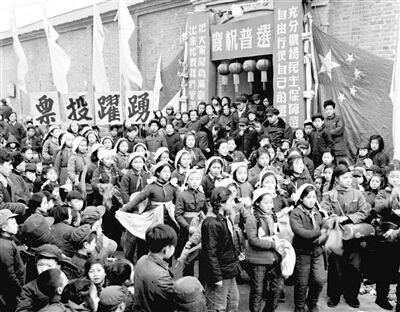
[391,15,400,160]
[10,4,28,93]
[118,0,143,90]
[42,3,71,94]
[153,55,162,108]
[92,2,110,92]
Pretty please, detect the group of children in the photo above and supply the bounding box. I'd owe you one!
[0,94,399,312]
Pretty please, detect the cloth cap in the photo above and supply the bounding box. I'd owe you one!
[99,286,129,308]
[311,113,324,121]
[59,132,75,150]
[297,140,309,149]
[153,160,173,174]
[174,150,191,169]
[266,107,280,116]
[133,142,147,152]
[81,206,106,224]
[80,126,93,136]
[0,209,18,226]
[366,164,382,174]
[230,162,248,176]
[72,136,87,153]
[251,93,261,101]
[353,166,366,178]
[173,276,205,308]
[113,138,128,153]
[238,117,249,125]
[34,244,62,261]
[183,169,203,187]
[25,163,37,172]
[303,119,313,126]
[128,152,146,167]
[154,147,169,162]
[98,149,116,161]
[256,169,277,189]
[215,178,238,189]
[252,187,275,204]
[22,214,54,239]
[357,141,369,149]
[205,156,224,173]
[292,183,315,205]
[248,108,257,115]
[69,224,95,246]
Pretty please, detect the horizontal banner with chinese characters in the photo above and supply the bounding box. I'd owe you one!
[210,13,274,61]
[29,91,157,126]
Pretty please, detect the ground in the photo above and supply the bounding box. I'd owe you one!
[237,283,394,312]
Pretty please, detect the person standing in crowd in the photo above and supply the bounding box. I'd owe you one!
[323,100,348,163]
[201,187,240,312]
[264,108,293,149]
[320,164,369,308]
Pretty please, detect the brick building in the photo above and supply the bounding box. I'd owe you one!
[0,0,398,121]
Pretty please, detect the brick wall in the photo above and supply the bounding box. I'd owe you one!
[312,0,399,61]
[0,1,192,114]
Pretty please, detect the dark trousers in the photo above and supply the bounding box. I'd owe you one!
[375,242,400,301]
[121,230,148,263]
[294,253,326,311]
[327,242,362,302]
[249,262,283,312]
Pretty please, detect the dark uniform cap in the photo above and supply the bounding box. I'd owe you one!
[266,107,280,116]
[69,224,95,246]
[311,113,324,121]
[34,244,62,261]
[238,117,249,125]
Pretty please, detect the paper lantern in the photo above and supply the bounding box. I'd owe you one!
[243,59,257,88]
[256,59,270,91]
[229,62,243,93]
[217,63,230,87]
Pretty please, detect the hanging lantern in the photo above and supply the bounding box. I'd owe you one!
[229,62,243,93]
[256,59,270,91]
[243,59,257,89]
[217,62,230,87]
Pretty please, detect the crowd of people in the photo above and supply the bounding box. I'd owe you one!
[0,93,399,312]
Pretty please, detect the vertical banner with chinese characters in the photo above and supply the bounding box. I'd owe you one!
[210,14,274,60]
[61,93,94,124]
[93,92,123,125]
[273,0,305,128]
[30,92,61,125]
[186,12,214,110]
[125,91,155,124]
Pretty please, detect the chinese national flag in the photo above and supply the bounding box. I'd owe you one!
[313,25,394,157]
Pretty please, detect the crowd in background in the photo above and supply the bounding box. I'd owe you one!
[0,93,398,312]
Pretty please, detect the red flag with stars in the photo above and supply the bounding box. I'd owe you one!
[313,25,394,157]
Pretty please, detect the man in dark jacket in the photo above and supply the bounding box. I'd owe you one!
[234,117,258,158]
[16,245,63,312]
[323,100,348,162]
[264,107,293,149]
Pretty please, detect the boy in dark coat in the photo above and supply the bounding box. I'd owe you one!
[145,119,168,153]
[323,100,347,161]
[310,113,333,168]
[134,224,178,312]
[0,209,24,312]
[234,117,258,159]
[263,107,293,149]
[16,244,63,312]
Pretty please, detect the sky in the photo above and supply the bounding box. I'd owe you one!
[0,0,107,33]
